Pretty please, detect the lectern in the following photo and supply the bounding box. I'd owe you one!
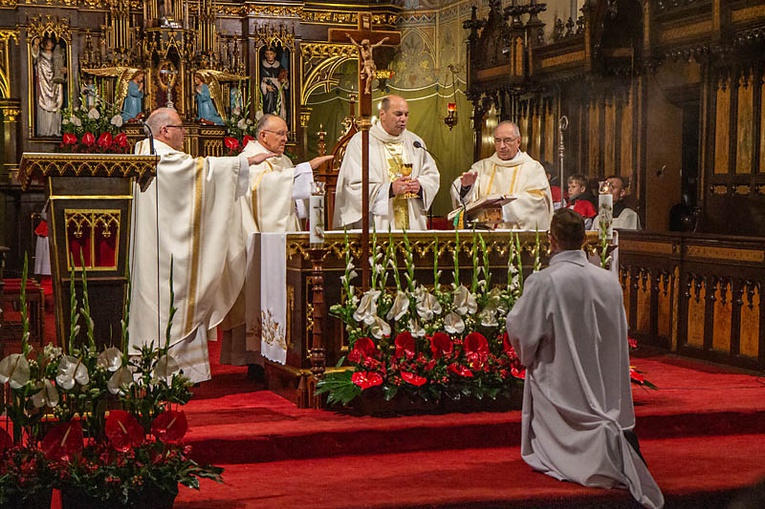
[18,153,156,351]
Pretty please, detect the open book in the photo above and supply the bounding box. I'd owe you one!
[447,194,517,222]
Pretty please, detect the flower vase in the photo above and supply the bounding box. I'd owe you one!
[0,488,53,509]
[60,485,177,509]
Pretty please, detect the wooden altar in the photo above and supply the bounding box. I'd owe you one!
[17,153,156,350]
[263,229,602,407]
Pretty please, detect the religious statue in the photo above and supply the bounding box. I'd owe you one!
[348,35,388,95]
[230,84,243,117]
[260,46,289,119]
[32,36,66,137]
[194,71,224,125]
[121,70,145,122]
[80,77,96,110]
[82,66,145,122]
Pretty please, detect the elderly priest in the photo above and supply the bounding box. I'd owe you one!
[129,107,275,383]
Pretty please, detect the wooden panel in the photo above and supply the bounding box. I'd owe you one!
[604,98,616,173]
[658,272,672,338]
[531,101,542,160]
[711,282,732,352]
[761,78,765,173]
[687,278,706,347]
[736,75,754,174]
[739,284,760,358]
[714,80,731,174]
[588,101,601,174]
[620,89,633,176]
[636,270,650,333]
[544,105,555,164]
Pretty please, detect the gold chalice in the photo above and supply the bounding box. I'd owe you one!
[400,163,417,199]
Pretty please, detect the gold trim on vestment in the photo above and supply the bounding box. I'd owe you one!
[184,157,205,335]
[251,160,274,229]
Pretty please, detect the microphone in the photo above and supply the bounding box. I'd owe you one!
[412,140,442,167]
[141,120,156,155]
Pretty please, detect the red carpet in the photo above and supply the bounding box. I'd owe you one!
[23,312,765,507]
[169,341,765,508]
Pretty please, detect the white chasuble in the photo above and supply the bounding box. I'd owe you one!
[130,139,248,382]
[506,251,664,509]
[240,140,310,233]
[451,151,553,231]
[333,123,440,231]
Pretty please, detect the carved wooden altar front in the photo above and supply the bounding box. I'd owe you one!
[267,230,602,407]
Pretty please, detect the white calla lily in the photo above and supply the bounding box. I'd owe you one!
[97,347,124,372]
[408,318,426,338]
[479,307,498,327]
[31,379,59,408]
[0,353,31,389]
[56,355,90,390]
[444,312,465,334]
[107,366,134,394]
[415,287,442,321]
[453,285,478,316]
[154,354,180,379]
[386,291,410,321]
[353,289,381,325]
[370,316,392,339]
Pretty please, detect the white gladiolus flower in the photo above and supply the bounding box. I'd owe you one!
[31,379,59,408]
[88,108,100,120]
[110,114,124,127]
[237,118,248,130]
[444,312,465,334]
[97,347,123,372]
[370,316,391,339]
[0,353,31,389]
[453,285,478,316]
[56,355,90,390]
[386,291,410,321]
[353,289,381,325]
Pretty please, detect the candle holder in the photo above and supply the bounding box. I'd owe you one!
[310,181,326,247]
[444,102,458,130]
[598,180,613,240]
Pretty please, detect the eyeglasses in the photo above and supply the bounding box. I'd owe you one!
[494,137,518,146]
[263,129,288,138]
[164,124,185,130]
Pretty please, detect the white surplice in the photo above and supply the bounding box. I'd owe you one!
[505,250,664,509]
[333,123,440,230]
[451,151,553,230]
[130,139,249,383]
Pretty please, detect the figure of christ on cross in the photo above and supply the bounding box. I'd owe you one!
[348,35,389,95]
[328,13,400,289]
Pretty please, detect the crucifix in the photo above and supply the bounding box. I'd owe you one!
[329,13,400,290]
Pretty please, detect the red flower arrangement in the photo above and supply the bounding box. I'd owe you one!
[58,94,131,154]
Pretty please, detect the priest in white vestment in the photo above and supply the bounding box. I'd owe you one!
[129,108,275,383]
[451,121,552,230]
[333,95,440,230]
[219,114,333,369]
[505,208,664,509]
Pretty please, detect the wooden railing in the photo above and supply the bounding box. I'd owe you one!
[619,231,765,371]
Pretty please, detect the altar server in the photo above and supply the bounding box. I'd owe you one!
[506,208,664,509]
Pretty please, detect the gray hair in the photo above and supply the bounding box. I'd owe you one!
[145,107,178,134]
[256,114,283,135]
[494,120,520,139]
